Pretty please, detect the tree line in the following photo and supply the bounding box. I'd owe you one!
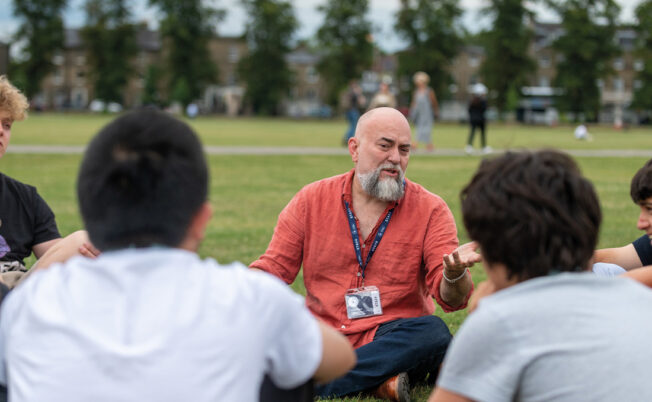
[8,0,652,119]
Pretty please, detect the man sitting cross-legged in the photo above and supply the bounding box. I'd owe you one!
[251,107,479,401]
[429,150,652,402]
[0,109,356,402]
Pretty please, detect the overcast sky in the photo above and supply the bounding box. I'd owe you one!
[0,0,644,53]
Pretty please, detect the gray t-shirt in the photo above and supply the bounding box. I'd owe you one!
[438,273,652,402]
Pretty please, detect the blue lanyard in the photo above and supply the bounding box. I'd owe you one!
[344,201,394,280]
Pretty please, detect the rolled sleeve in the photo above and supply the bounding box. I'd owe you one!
[423,203,473,312]
[250,191,306,284]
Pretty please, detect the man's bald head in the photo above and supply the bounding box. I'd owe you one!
[354,107,411,143]
[348,107,411,202]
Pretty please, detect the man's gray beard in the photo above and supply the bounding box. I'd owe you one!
[357,163,405,202]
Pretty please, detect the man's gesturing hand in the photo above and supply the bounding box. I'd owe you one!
[443,241,482,278]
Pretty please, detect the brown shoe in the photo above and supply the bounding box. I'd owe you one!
[372,372,410,402]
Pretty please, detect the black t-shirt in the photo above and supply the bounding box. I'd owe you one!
[0,173,60,265]
[632,234,652,266]
[0,281,8,305]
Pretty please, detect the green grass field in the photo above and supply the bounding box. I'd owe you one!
[11,112,652,150]
[4,113,652,401]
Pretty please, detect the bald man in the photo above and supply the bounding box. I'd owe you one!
[251,108,478,401]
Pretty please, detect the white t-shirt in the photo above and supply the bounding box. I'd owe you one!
[0,248,322,402]
[438,273,652,402]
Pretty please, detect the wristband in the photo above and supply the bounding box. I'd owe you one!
[443,268,468,284]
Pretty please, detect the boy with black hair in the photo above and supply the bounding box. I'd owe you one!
[0,109,356,401]
[429,150,652,402]
[594,158,652,270]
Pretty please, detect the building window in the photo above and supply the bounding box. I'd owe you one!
[538,77,550,87]
[228,46,239,63]
[53,52,64,66]
[634,80,643,90]
[619,37,634,48]
[613,77,624,91]
[53,68,63,86]
[306,66,318,84]
[634,59,644,71]
[227,72,236,86]
[307,88,316,100]
[76,70,85,85]
[613,58,624,70]
[76,55,85,66]
[539,55,550,68]
[138,53,147,69]
[469,55,479,68]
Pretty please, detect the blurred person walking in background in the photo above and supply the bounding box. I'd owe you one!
[409,72,439,152]
[342,80,366,146]
[367,78,396,110]
[465,83,491,155]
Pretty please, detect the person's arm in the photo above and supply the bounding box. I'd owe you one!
[622,265,652,287]
[429,388,474,402]
[439,242,479,308]
[408,93,417,120]
[30,188,61,257]
[0,280,9,306]
[424,206,476,311]
[357,92,367,109]
[249,192,306,284]
[594,244,642,271]
[312,321,356,384]
[31,238,61,259]
[429,88,440,118]
[31,230,99,271]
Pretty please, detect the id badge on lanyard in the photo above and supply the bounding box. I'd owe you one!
[344,201,393,320]
[345,286,382,319]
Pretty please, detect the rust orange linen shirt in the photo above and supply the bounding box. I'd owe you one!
[250,170,472,348]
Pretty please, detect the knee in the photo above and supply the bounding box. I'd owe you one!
[403,316,452,354]
[422,316,452,349]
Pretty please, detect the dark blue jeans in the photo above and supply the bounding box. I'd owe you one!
[316,315,452,398]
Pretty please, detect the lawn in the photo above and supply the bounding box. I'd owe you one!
[3,113,652,401]
[11,112,652,150]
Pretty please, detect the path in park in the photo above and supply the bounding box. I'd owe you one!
[7,145,652,158]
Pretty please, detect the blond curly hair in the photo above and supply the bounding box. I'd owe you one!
[0,75,29,121]
[413,71,430,86]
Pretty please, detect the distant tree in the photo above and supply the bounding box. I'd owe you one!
[12,0,67,98]
[394,0,464,100]
[480,0,536,116]
[142,64,163,106]
[81,0,137,106]
[148,0,222,107]
[238,0,297,115]
[631,0,652,113]
[315,0,373,107]
[546,0,621,122]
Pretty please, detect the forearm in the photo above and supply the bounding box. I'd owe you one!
[622,266,652,288]
[439,270,473,309]
[593,244,642,270]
